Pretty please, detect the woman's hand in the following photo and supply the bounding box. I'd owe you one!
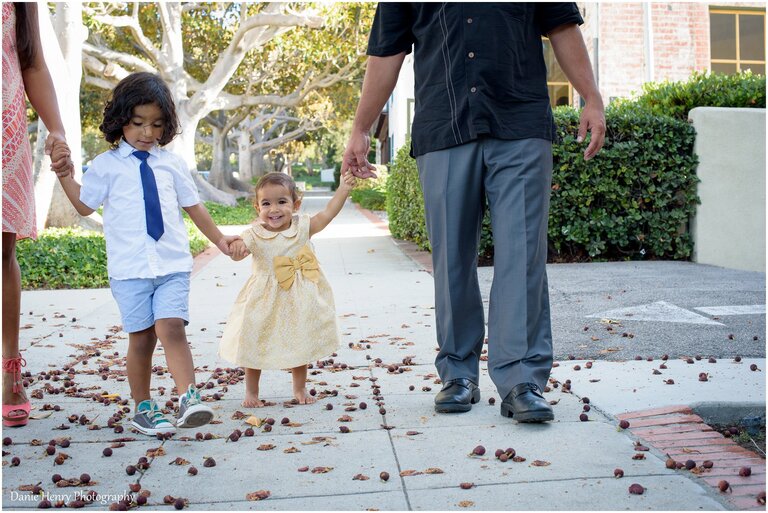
[46,132,74,178]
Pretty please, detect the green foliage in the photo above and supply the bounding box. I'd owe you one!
[621,70,766,120]
[185,218,210,256]
[19,222,213,290]
[548,105,698,260]
[18,228,109,290]
[349,166,387,210]
[332,162,341,191]
[386,142,430,250]
[385,106,699,262]
[198,198,255,226]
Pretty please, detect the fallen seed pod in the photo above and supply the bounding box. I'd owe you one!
[380,471,390,482]
[188,467,198,476]
[628,483,644,494]
[619,420,630,429]
[459,482,474,490]
[702,460,713,469]
[614,468,624,478]
[685,460,696,470]
[718,480,730,493]
[739,467,751,477]
[471,445,486,456]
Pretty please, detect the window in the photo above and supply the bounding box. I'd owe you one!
[406,98,415,137]
[543,38,573,108]
[710,9,765,75]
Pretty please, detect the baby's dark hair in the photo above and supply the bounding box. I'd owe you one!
[100,72,180,148]
[254,172,302,203]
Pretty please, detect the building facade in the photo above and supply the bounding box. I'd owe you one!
[377,2,766,163]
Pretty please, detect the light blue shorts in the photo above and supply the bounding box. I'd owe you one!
[109,272,190,333]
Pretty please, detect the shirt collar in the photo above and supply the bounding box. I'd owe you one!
[251,215,300,239]
[118,139,159,159]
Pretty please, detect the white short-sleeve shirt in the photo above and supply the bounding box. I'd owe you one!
[81,140,201,280]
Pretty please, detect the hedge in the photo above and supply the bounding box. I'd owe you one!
[627,70,765,120]
[350,165,388,211]
[18,219,210,290]
[387,104,699,262]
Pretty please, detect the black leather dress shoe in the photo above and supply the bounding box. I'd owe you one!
[500,382,554,422]
[434,378,480,413]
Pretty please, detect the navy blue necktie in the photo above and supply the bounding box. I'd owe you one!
[132,151,164,241]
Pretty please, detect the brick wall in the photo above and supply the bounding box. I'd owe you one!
[577,2,765,103]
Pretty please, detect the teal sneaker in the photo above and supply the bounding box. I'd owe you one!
[131,399,176,436]
[176,385,214,429]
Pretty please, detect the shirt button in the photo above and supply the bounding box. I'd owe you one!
[468,52,475,59]
[470,87,477,93]
[467,17,473,24]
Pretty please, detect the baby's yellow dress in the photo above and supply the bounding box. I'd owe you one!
[218,214,339,370]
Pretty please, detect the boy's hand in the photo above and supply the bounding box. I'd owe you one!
[229,239,250,260]
[216,235,243,257]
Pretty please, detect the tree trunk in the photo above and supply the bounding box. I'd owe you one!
[35,2,101,231]
[237,130,253,184]
[208,125,228,190]
[170,110,237,205]
[251,150,267,181]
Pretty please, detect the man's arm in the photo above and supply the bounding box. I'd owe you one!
[547,24,606,160]
[342,53,407,178]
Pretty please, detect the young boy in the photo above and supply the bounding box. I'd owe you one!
[54,73,236,435]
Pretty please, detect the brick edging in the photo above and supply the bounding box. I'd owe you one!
[620,405,766,510]
[191,245,221,277]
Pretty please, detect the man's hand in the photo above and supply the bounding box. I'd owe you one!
[46,132,74,178]
[341,130,378,179]
[577,100,606,161]
[216,235,244,257]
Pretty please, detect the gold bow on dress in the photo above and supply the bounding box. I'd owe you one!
[273,245,320,290]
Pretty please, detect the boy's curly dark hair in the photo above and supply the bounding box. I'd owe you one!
[100,72,180,148]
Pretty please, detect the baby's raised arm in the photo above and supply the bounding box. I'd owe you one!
[309,171,359,237]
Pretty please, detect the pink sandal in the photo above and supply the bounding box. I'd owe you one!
[2,355,30,427]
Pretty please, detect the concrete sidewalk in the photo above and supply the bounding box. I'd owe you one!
[2,196,764,511]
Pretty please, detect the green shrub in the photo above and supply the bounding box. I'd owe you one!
[623,70,765,120]
[185,218,210,256]
[19,222,213,290]
[332,162,341,191]
[385,106,699,262]
[549,105,698,260]
[386,142,430,250]
[350,164,388,210]
[18,228,109,289]
[202,198,255,225]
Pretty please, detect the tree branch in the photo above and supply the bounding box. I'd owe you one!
[89,4,161,65]
[82,42,156,74]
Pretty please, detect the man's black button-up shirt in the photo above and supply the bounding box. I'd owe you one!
[367,3,583,157]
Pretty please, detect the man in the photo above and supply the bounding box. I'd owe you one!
[343,3,605,422]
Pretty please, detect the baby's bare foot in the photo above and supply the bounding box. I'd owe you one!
[293,389,316,405]
[242,394,264,408]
